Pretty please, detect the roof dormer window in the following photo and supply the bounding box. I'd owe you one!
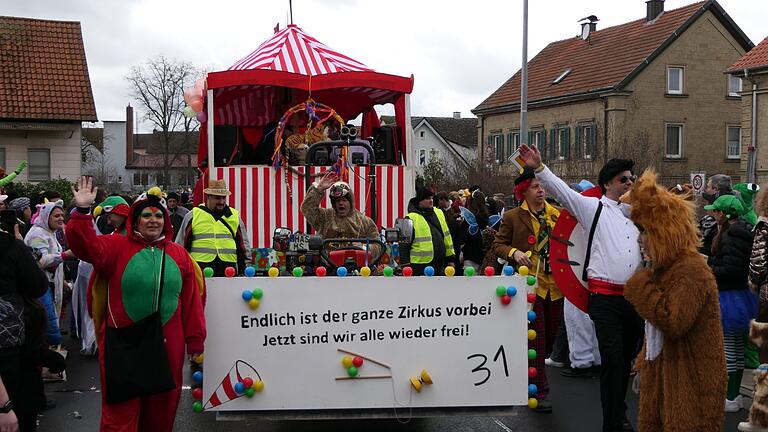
[553,68,572,84]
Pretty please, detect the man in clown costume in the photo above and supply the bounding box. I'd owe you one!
[66,178,206,432]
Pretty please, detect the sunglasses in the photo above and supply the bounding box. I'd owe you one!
[140,211,164,219]
[619,175,637,184]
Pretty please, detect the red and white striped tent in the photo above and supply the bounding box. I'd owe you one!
[197,25,416,248]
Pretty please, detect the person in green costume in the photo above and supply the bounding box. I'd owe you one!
[735,183,762,369]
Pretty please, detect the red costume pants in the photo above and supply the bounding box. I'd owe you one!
[529,292,564,399]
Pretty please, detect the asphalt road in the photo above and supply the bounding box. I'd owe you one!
[36,334,750,431]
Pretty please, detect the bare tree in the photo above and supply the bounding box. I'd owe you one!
[126,56,202,188]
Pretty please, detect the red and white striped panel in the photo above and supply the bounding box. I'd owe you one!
[215,166,415,248]
[229,25,373,75]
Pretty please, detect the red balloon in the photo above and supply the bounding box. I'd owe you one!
[527,293,536,304]
[501,295,511,305]
[484,266,495,277]
[352,356,364,367]
[243,377,254,389]
[192,387,203,401]
[225,266,236,277]
[315,266,327,277]
[402,266,413,277]
[528,367,538,378]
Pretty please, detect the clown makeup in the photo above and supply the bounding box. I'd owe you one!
[136,206,165,241]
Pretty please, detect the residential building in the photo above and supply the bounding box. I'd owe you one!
[472,0,753,184]
[727,37,768,183]
[0,16,97,182]
[412,113,477,172]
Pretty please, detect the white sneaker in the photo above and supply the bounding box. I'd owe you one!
[726,396,744,413]
[738,421,768,431]
[545,358,567,368]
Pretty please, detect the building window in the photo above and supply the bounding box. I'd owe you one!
[0,148,5,171]
[549,126,570,160]
[727,126,741,159]
[667,66,684,94]
[575,124,597,159]
[419,130,425,138]
[27,149,50,181]
[493,134,504,164]
[133,172,141,185]
[665,124,683,158]
[728,75,742,97]
[531,130,545,159]
[506,131,521,158]
[419,149,427,166]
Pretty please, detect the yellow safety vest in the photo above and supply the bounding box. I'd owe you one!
[189,206,239,263]
[407,209,455,264]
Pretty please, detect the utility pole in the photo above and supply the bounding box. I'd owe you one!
[520,0,529,149]
[289,0,293,25]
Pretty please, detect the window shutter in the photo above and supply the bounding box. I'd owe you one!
[527,131,533,147]
[574,125,582,159]
[549,128,557,160]
[562,128,570,160]
[588,126,597,158]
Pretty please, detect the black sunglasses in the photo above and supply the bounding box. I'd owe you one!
[620,175,637,184]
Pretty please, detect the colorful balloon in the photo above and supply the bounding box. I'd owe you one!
[196,111,207,123]
[193,371,203,383]
[383,266,394,277]
[337,267,348,277]
[268,267,279,278]
[501,295,511,305]
[503,265,515,276]
[402,266,413,277]
[203,267,214,278]
[341,355,353,368]
[507,286,518,297]
[347,366,358,377]
[518,266,530,276]
[484,266,495,276]
[496,286,506,297]
[252,288,263,299]
[243,377,254,389]
[528,329,537,340]
[464,267,475,277]
[292,267,304,277]
[193,401,203,413]
[315,266,327,277]
[245,387,256,398]
[242,290,253,301]
[352,356,364,368]
[253,380,265,392]
[244,266,256,277]
[183,106,196,118]
[248,298,260,310]
[192,387,203,400]
[444,266,455,277]
[424,266,435,277]
[360,266,371,277]
[225,266,236,277]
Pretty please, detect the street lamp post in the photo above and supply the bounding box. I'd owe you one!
[520,0,529,151]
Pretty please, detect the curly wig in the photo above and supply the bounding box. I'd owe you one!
[623,169,701,269]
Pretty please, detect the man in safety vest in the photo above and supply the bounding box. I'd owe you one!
[176,179,250,276]
[400,187,456,276]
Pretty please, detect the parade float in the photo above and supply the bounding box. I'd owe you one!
[181,25,539,420]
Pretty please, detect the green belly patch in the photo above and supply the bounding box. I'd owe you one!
[120,248,182,324]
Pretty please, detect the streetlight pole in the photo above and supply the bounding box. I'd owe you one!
[520,0,529,150]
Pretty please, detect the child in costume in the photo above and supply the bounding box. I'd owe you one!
[623,170,726,431]
[66,180,206,432]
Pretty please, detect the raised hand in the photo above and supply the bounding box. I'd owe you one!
[317,170,339,191]
[518,144,542,169]
[71,176,98,208]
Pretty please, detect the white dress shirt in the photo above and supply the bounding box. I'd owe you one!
[537,166,641,285]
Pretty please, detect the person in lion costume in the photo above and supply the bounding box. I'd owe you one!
[622,170,726,431]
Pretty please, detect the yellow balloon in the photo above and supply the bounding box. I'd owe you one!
[194,353,205,364]
[518,266,530,276]
[360,266,371,277]
[253,380,265,392]
[248,298,260,310]
[528,329,537,340]
[444,266,456,277]
[528,398,538,409]
[268,267,279,278]
[525,251,532,257]
[341,355,354,368]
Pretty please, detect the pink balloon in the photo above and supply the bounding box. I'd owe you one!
[183,88,198,105]
[189,99,204,113]
[196,111,207,123]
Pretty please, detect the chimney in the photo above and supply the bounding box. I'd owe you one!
[646,0,664,22]
[578,15,598,40]
[453,111,461,119]
[126,104,134,165]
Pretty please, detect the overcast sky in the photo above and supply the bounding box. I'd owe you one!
[6,0,765,127]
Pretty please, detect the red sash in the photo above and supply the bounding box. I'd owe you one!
[588,279,625,296]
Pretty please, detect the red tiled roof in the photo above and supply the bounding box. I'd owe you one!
[474,2,708,113]
[0,16,97,121]
[728,37,768,73]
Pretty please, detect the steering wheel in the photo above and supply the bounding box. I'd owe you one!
[320,238,386,270]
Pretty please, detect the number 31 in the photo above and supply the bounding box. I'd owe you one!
[466,345,510,386]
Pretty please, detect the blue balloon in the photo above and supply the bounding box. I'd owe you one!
[528,384,538,396]
[192,371,203,383]
[244,266,256,277]
[507,286,517,297]
[528,310,537,322]
[503,265,515,276]
[234,382,245,394]
[241,290,253,301]
[424,266,435,277]
[336,267,348,277]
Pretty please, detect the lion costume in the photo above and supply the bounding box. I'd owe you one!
[623,170,727,431]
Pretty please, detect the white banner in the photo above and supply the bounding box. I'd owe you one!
[203,276,530,411]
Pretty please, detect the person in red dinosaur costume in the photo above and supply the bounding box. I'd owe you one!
[66,178,206,432]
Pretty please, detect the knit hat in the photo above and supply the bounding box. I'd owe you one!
[704,194,744,219]
[167,192,181,202]
[416,187,435,203]
[94,196,130,218]
[8,197,30,212]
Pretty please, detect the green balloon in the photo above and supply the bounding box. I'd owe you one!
[192,401,203,413]
[495,285,506,297]
[252,288,264,299]
[245,387,256,398]
[527,276,536,286]
[203,267,214,278]
[528,349,537,360]
[383,267,394,277]
[292,267,304,277]
[347,366,359,377]
[464,267,475,277]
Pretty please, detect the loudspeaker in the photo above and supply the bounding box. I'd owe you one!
[213,125,239,166]
[373,126,397,165]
